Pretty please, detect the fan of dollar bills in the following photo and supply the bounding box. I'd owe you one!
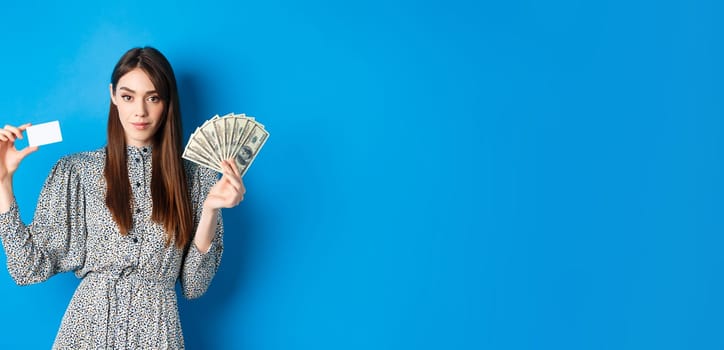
[182,112,269,176]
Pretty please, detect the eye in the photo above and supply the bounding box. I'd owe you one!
[147,95,161,103]
[121,95,132,102]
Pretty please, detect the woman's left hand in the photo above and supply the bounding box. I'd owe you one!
[203,160,245,210]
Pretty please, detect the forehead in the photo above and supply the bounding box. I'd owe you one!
[117,68,156,92]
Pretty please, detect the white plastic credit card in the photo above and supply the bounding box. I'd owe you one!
[26,121,63,147]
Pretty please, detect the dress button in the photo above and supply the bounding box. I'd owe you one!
[135,157,140,163]
[136,182,141,187]
[133,237,138,243]
[135,208,141,214]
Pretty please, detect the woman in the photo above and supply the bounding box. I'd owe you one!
[0,47,243,348]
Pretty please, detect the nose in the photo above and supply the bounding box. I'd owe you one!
[134,100,147,118]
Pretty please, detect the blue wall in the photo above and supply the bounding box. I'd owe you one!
[0,0,722,349]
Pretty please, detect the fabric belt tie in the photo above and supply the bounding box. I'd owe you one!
[85,270,175,348]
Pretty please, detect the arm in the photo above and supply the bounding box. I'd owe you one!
[0,131,87,285]
[181,160,244,299]
[194,160,244,252]
[0,123,38,212]
[193,207,219,254]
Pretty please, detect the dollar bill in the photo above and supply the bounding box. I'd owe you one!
[185,129,221,169]
[182,142,221,172]
[234,124,269,176]
[224,116,237,160]
[182,112,269,176]
[211,118,227,162]
[232,117,255,158]
[229,117,250,159]
[199,123,223,165]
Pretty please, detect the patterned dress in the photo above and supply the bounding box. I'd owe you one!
[0,146,223,349]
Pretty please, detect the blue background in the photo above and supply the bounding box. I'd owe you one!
[0,0,722,349]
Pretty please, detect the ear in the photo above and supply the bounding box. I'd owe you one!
[109,83,117,106]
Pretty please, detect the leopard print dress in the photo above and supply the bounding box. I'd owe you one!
[0,146,223,349]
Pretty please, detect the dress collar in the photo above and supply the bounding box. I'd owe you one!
[126,144,153,157]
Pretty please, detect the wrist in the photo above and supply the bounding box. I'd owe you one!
[0,176,12,189]
[202,200,219,213]
[0,179,14,213]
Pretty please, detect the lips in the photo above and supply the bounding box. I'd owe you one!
[131,122,150,130]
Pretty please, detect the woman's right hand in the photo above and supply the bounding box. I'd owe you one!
[0,123,39,184]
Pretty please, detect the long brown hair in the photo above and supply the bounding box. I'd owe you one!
[105,47,193,248]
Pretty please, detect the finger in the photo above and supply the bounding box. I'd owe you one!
[225,159,241,177]
[228,162,246,195]
[231,182,245,206]
[222,171,243,193]
[221,162,243,191]
[4,125,24,140]
[17,123,32,131]
[18,146,39,159]
[238,178,246,196]
[221,172,242,193]
[7,123,32,139]
[212,178,243,206]
[230,190,244,207]
[0,129,17,142]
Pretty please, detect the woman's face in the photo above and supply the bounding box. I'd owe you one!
[110,68,165,147]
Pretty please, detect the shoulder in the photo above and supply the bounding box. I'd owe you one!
[56,148,105,169]
[49,148,105,179]
[59,148,105,166]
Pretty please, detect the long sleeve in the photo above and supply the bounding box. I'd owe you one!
[180,164,224,299]
[0,156,87,286]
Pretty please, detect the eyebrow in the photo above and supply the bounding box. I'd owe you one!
[118,86,159,95]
